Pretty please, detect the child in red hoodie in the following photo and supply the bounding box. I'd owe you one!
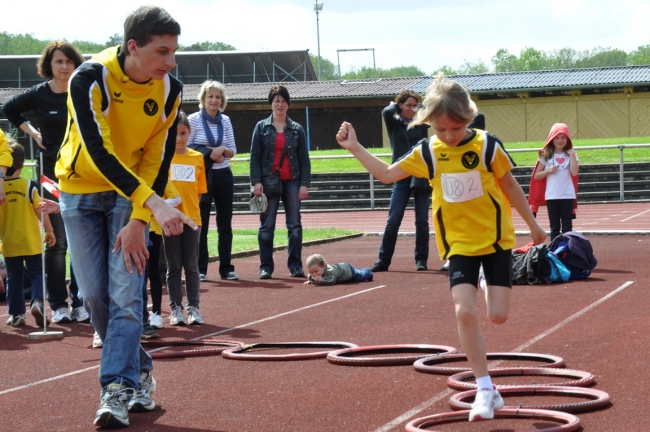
[530,123,579,240]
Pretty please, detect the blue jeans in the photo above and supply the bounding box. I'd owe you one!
[5,254,43,316]
[349,265,373,283]
[377,177,430,267]
[258,179,303,273]
[60,191,152,391]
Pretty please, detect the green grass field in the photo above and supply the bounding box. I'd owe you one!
[19,135,649,181]
[228,135,650,175]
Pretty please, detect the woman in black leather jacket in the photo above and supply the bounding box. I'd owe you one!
[249,85,311,279]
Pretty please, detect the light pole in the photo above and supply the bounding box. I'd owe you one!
[314,1,323,81]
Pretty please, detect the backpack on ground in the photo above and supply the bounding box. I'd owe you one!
[548,231,597,280]
[512,244,552,285]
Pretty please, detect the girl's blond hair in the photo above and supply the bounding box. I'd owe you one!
[306,254,327,268]
[410,72,477,129]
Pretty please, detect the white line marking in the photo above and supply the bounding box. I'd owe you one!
[372,281,635,432]
[0,366,99,396]
[195,285,387,340]
[0,285,388,396]
[620,209,650,222]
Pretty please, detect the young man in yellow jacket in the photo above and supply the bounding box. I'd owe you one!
[55,6,196,428]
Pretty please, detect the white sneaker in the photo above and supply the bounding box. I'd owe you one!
[199,273,208,282]
[92,331,103,348]
[469,386,504,421]
[169,306,186,326]
[70,306,90,323]
[187,306,204,325]
[149,312,164,329]
[52,307,72,324]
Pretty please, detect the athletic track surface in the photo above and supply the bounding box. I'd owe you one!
[1,201,649,431]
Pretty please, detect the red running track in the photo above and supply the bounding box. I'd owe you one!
[230,201,650,233]
[1,205,649,431]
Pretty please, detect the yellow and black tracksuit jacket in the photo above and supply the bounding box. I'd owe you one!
[55,46,182,222]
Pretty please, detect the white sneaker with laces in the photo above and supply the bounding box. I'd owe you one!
[469,386,504,421]
[52,307,72,324]
[129,370,156,412]
[187,306,204,325]
[149,312,164,329]
[92,331,103,348]
[169,306,186,326]
[94,383,134,427]
[70,306,90,323]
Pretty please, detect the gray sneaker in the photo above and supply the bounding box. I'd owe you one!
[6,314,26,326]
[169,306,186,326]
[129,371,156,412]
[30,299,50,327]
[70,306,90,323]
[187,306,204,325]
[93,383,134,428]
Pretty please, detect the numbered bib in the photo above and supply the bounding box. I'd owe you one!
[170,164,196,182]
[441,171,483,203]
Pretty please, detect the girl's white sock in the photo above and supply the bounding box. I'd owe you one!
[476,375,493,390]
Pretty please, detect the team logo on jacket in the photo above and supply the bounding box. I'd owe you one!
[461,151,479,169]
[144,99,158,116]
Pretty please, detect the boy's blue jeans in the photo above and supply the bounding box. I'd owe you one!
[60,191,152,391]
[349,265,373,282]
[5,254,43,315]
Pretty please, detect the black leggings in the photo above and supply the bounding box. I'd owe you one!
[547,199,573,240]
[448,250,513,289]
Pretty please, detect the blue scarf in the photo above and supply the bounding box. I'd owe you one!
[200,108,223,147]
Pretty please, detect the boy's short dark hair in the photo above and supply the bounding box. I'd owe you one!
[7,141,24,176]
[268,85,291,106]
[122,6,181,54]
[37,41,85,78]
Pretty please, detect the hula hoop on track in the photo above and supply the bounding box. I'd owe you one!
[326,344,457,366]
[405,408,581,432]
[221,341,358,361]
[447,367,595,391]
[142,339,245,359]
[414,352,565,375]
[449,385,611,413]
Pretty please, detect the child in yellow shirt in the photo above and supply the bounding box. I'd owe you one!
[164,111,207,325]
[0,142,55,326]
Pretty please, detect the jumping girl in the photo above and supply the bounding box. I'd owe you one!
[335,73,546,422]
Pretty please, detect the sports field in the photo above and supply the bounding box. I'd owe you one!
[1,202,648,431]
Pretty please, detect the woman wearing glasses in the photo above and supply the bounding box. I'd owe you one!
[370,90,431,273]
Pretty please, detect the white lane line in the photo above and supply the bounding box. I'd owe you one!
[0,285,388,396]
[372,280,635,432]
[0,366,99,396]
[195,284,388,340]
[620,209,650,222]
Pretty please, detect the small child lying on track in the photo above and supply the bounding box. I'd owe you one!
[304,254,373,285]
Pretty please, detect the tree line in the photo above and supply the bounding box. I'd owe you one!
[3,32,650,79]
[0,32,236,56]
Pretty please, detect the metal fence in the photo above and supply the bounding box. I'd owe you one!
[18,139,650,206]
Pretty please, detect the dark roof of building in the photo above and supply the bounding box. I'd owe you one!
[3,64,650,107]
[0,50,316,89]
[443,65,650,93]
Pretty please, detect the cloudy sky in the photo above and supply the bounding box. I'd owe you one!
[5,0,650,74]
